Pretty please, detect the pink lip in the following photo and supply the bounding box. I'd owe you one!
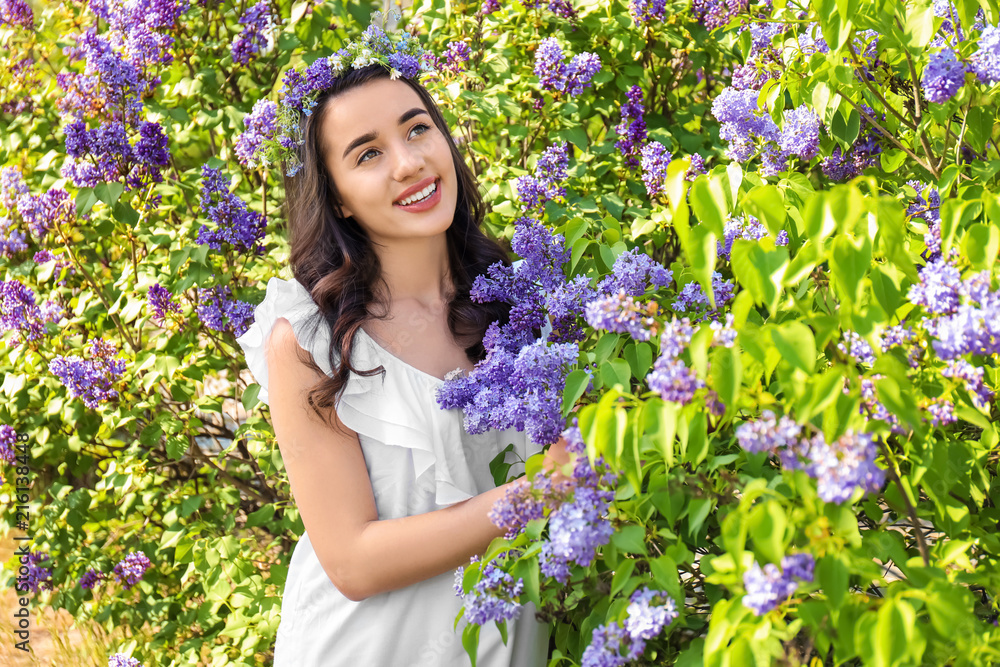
[394,176,437,205]
[393,178,441,212]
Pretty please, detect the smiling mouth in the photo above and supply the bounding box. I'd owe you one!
[396,179,439,206]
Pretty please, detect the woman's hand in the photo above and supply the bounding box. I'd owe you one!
[542,435,575,487]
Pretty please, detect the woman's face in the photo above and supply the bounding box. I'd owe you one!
[319,78,458,245]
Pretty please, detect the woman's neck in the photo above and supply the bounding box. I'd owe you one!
[376,232,453,309]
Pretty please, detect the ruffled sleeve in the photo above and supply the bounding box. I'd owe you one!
[235,276,334,407]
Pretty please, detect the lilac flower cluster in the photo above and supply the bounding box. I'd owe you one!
[197,165,267,255]
[596,247,673,297]
[743,552,815,615]
[718,213,768,260]
[0,165,29,209]
[710,313,737,347]
[17,551,53,593]
[443,41,471,73]
[196,284,255,337]
[778,106,821,160]
[489,472,574,539]
[1,279,65,347]
[905,180,942,259]
[113,551,152,590]
[629,0,667,24]
[234,99,277,169]
[737,414,885,503]
[0,424,16,464]
[12,187,75,241]
[640,141,672,197]
[942,359,993,410]
[838,331,876,365]
[821,104,883,181]
[49,338,127,409]
[516,142,570,211]
[584,290,660,342]
[686,154,707,180]
[691,0,747,30]
[147,283,181,323]
[231,2,273,66]
[79,568,107,590]
[63,119,170,189]
[533,37,601,98]
[922,49,967,103]
[930,0,984,48]
[455,553,525,626]
[646,318,705,405]
[108,654,143,667]
[582,587,679,666]
[0,0,33,27]
[615,86,647,168]
[971,25,1000,85]
[925,398,957,427]
[672,273,735,319]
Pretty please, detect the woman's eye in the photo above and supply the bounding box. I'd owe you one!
[409,123,430,138]
[359,148,379,164]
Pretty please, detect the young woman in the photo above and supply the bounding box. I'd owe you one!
[235,29,571,667]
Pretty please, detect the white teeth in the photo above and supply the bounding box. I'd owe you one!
[398,181,437,206]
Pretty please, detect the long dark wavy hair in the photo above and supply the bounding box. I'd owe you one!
[281,64,512,432]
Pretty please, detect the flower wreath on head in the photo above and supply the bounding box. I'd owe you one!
[238,9,435,177]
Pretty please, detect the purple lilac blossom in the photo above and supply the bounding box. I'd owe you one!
[735,410,802,456]
[731,56,778,92]
[1,279,64,346]
[640,141,671,197]
[196,285,255,337]
[545,275,597,344]
[581,623,630,667]
[0,166,29,209]
[18,552,53,593]
[231,2,273,66]
[711,87,782,167]
[856,376,903,433]
[0,0,33,27]
[710,313,737,347]
[234,99,277,169]
[113,551,152,589]
[147,283,181,322]
[838,331,876,365]
[516,143,569,211]
[803,431,886,503]
[540,484,616,583]
[672,273,735,317]
[922,49,966,103]
[584,290,659,342]
[509,216,570,290]
[907,257,962,314]
[646,319,704,405]
[718,213,768,260]
[0,424,16,464]
[489,472,574,539]
[443,41,471,72]
[797,22,829,55]
[971,25,1000,85]
[820,104,883,180]
[623,588,678,657]
[925,398,957,426]
[197,165,267,255]
[456,553,525,625]
[596,247,672,297]
[534,38,566,90]
[16,188,74,239]
[779,105,821,160]
[561,52,602,97]
[743,553,815,615]
[692,0,747,29]
[49,338,127,409]
[685,153,707,180]
[0,217,27,258]
[630,0,667,23]
[108,654,143,667]
[80,568,106,590]
[942,359,994,409]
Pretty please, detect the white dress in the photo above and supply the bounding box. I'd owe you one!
[235,274,551,667]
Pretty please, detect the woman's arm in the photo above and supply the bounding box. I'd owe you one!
[267,317,521,602]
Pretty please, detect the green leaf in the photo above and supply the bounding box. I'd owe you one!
[610,559,637,596]
[817,554,849,609]
[462,623,480,667]
[611,525,647,554]
[961,222,999,270]
[94,181,125,207]
[770,322,816,373]
[562,369,591,414]
[748,501,786,564]
[710,346,742,417]
[730,241,788,312]
[600,358,632,390]
[743,185,787,237]
[830,233,872,305]
[75,187,99,216]
[622,342,653,379]
[690,177,726,239]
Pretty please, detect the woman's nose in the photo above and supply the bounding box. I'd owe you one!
[392,144,425,181]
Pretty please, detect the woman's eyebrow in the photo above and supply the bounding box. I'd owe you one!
[342,108,430,160]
